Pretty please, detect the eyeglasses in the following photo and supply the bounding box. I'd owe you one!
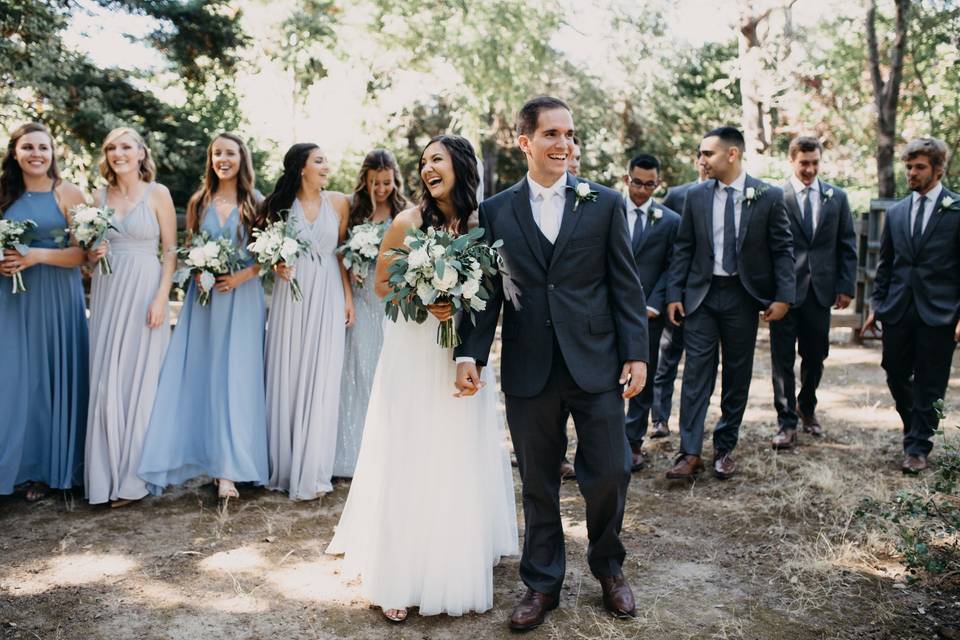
[629,179,660,189]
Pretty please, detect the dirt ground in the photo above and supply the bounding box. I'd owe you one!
[2,331,960,640]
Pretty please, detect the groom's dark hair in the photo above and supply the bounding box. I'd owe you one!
[703,126,746,152]
[516,96,571,137]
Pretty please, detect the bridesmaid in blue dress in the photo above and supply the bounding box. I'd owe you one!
[333,149,407,478]
[0,122,89,501]
[138,133,267,501]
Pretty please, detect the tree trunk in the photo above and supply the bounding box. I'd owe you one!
[866,0,911,198]
[738,3,772,156]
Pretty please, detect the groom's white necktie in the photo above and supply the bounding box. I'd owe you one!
[538,192,561,244]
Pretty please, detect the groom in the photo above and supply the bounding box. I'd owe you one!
[455,96,649,631]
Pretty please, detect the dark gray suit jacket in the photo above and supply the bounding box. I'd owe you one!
[782,180,857,307]
[456,174,649,397]
[629,201,681,315]
[872,187,960,326]
[666,175,796,314]
[662,182,696,213]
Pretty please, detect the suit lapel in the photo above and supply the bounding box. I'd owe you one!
[737,175,758,251]
[916,189,949,253]
[701,181,716,256]
[812,181,834,243]
[510,179,547,271]
[783,180,806,239]
[635,205,653,254]
[549,173,583,270]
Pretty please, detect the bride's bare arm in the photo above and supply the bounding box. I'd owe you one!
[374,207,421,300]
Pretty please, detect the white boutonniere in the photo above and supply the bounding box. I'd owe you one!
[567,182,598,211]
[821,188,835,203]
[737,185,767,206]
[942,195,956,210]
[647,207,663,225]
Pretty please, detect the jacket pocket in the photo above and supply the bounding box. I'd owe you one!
[567,235,602,251]
[589,314,614,334]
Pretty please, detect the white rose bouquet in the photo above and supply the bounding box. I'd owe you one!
[337,221,386,288]
[247,218,314,302]
[384,225,503,348]
[173,232,241,306]
[0,218,37,294]
[68,204,115,275]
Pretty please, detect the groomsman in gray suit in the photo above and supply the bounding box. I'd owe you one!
[650,149,708,439]
[863,137,960,474]
[665,126,795,480]
[622,154,681,469]
[769,136,857,449]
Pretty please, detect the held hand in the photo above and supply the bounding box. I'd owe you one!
[214,272,244,293]
[955,318,960,342]
[88,241,109,264]
[345,298,356,327]
[667,302,685,326]
[1,248,36,275]
[646,308,659,319]
[273,262,294,282]
[427,301,454,322]
[454,361,485,397]
[860,311,880,338]
[834,293,852,310]
[620,360,647,399]
[763,301,789,322]
[146,296,168,329]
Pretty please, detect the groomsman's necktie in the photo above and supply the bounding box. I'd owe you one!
[911,195,928,249]
[540,192,560,243]
[722,186,737,274]
[802,188,814,240]
[632,207,644,249]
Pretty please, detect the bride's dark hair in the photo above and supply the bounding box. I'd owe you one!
[417,134,478,235]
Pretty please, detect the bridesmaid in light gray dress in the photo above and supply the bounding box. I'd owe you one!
[333,149,407,477]
[85,128,177,506]
[263,143,354,500]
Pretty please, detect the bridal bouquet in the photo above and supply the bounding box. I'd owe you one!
[337,221,386,288]
[247,218,313,302]
[0,218,37,294]
[173,232,241,306]
[69,204,115,275]
[384,226,503,348]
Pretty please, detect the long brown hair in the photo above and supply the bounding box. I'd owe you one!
[418,135,478,235]
[0,122,61,214]
[348,148,407,228]
[186,132,258,239]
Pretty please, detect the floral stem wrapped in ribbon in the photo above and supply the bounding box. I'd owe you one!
[173,232,241,306]
[336,221,386,289]
[384,225,503,349]
[69,204,115,275]
[246,217,314,302]
[0,218,37,294]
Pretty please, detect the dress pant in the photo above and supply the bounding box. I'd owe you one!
[651,321,684,424]
[769,295,832,429]
[677,276,761,456]
[505,340,631,597]
[880,302,957,456]
[625,315,665,445]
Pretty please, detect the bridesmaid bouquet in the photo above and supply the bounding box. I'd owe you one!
[0,218,37,294]
[174,232,241,306]
[337,221,386,288]
[384,226,503,348]
[69,204,115,275]
[246,219,313,302]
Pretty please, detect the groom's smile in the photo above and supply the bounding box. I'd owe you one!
[519,106,576,187]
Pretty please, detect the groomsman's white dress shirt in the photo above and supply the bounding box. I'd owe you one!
[712,171,747,276]
[911,182,943,233]
[790,175,821,233]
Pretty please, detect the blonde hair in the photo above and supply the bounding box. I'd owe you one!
[99,127,156,186]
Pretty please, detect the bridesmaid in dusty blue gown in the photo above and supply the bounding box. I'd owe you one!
[138,133,267,500]
[0,123,90,501]
[333,149,407,478]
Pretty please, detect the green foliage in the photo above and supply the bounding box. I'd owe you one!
[858,401,960,582]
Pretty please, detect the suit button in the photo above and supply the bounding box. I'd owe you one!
[548,284,555,291]
[546,319,552,327]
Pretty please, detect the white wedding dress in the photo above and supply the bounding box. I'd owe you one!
[326,312,518,615]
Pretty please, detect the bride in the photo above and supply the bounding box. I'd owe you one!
[326,134,518,622]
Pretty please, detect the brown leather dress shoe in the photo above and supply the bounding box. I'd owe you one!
[901,454,928,474]
[665,454,703,479]
[509,588,559,632]
[798,409,824,437]
[559,458,576,481]
[598,575,636,618]
[650,420,670,438]
[771,428,797,450]
[713,451,736,480]
[629,442,645,472]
